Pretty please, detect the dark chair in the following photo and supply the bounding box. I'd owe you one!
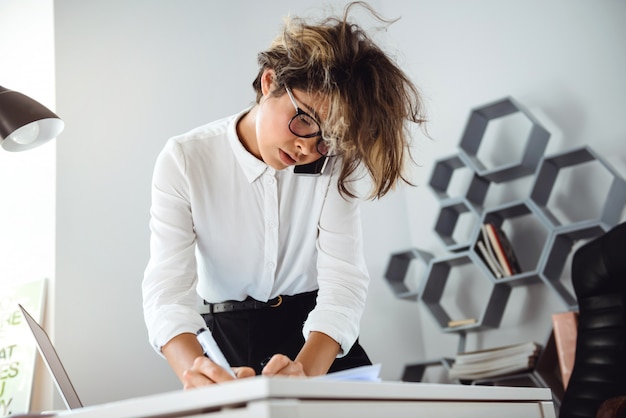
[559,222,626,418]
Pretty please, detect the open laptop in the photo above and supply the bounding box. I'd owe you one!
[18,304,83,411]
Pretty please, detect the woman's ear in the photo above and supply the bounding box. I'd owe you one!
[260,69,276,97]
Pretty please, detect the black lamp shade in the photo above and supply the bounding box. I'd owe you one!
[0,85,64,152]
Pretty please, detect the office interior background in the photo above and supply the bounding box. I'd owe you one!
[1,0,625,411]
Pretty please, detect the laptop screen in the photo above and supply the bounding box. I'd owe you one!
[18,304,83,410]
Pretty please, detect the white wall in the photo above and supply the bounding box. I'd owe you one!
[0,0,56,412]
[372,0,626,374]
[0,0,56,299]
[48,0,626,407]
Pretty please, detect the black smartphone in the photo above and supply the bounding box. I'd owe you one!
[294,157,328,176]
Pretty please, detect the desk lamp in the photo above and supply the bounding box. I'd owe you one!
[0,85,64,151]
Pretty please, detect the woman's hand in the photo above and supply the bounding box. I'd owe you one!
[182,356,255,389]
[260,354,306,377]
[260,332,341,377]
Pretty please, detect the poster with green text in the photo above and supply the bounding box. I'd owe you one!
[0,279,46,417]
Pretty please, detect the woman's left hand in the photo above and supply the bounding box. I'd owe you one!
[260,354,307,377]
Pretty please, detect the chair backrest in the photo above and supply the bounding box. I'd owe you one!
[559,222,626,418]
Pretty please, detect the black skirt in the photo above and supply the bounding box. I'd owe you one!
[201,290,371,375]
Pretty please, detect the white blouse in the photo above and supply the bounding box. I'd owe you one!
[142,109,370,358]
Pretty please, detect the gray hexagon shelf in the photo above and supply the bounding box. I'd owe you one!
[429,154,490,205]
[390,96,626,360]
[419,251,512,332]
[539,222,608,311]
[530,146,626,229]
[383,248,433,301]
[429,155,467,199]
[434,197,482,252]
[459,97,550,183]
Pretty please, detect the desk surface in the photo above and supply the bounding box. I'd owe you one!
[54,377,554,418]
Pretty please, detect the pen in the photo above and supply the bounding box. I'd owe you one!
[260,356,272,369]
[196,328,237,378]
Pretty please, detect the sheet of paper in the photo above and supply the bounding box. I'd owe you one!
[313,363,382,381]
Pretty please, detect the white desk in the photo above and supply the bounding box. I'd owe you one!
[56,377,555,418]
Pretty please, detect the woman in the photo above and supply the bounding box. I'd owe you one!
[142,1,426,388]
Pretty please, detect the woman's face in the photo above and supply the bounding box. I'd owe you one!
[253,70,329,171]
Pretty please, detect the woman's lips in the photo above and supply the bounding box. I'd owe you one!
[279,149,297,166]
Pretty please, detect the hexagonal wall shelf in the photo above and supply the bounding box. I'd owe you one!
[429,155,467,199]
[434,197,481,252]
[387,96,626,356]
[459,97,550,183]
[429,154,490,205]
[530,146,626,229]
[419,251,512,332]
[383,248,433,301]
[540,223,608,311]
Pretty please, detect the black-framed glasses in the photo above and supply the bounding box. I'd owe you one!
[285,86,334,156]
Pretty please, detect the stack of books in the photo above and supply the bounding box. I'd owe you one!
[448,341,541,381]
[475,222,522,278]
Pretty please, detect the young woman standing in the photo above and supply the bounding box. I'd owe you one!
[142,2,426,387]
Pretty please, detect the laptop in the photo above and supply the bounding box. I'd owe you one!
[18,304,83,410]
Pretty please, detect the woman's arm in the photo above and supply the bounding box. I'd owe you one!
[261,331,340,377]
[295,331,341,376]
[302,161,370,359]
[162,333,205,382]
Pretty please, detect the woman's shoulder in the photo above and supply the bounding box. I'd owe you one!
[170,113,237,148]
[156,113,242,173]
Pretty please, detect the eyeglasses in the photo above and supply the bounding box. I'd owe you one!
[285,86,334,156]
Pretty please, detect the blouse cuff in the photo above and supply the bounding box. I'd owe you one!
[302,308,359,358]
[147,306,206,357]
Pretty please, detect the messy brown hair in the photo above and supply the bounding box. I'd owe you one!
[252,2,426,199]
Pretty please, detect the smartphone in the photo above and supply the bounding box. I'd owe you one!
[294,156,328,176]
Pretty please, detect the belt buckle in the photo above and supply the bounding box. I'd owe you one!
[269,295,283,308]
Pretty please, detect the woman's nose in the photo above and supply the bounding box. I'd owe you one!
[295,137,317,156]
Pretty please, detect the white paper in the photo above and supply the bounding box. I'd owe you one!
[314,363,382,381]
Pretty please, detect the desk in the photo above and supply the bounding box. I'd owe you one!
[56,377,555,418]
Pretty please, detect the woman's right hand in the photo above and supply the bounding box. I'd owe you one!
[182,355,255,389]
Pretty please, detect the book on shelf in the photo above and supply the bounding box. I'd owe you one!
[448,341,541,380]
[447,318,477,328]
[552,311,579,389]
[484,222,522,276]
[476,227,505,278]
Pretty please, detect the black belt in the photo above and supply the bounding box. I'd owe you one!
[202,291,316,314]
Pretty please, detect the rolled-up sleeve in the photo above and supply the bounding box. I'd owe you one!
[142,139,206,355]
